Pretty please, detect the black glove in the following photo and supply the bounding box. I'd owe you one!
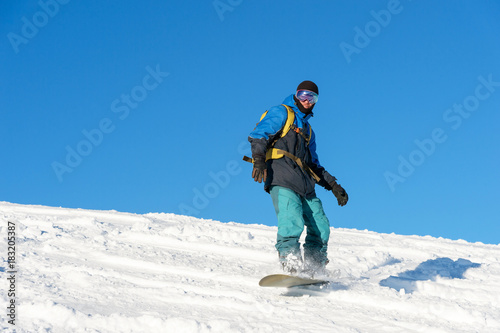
[252,156,267,183]
[329,181,348,206]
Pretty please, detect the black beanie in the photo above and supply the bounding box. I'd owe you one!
[297,80,319,95]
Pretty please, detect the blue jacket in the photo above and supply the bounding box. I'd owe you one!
[248,94,336,198]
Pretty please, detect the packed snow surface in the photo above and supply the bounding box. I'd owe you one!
[1,201,499,332]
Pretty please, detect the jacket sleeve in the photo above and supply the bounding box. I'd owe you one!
[248,105,288,158]
[308,129,337,189]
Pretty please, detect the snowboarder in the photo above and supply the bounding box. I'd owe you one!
[247,80,348,276]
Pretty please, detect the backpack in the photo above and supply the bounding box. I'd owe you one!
[243,104,320,182]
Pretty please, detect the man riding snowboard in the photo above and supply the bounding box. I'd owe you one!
[247,80,348,276]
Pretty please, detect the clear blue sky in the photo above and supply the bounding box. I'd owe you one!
[2,0,499,244]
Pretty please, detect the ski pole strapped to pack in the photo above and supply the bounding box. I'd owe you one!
[243,104,320,182]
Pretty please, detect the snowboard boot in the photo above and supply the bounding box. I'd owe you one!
[303,256,330,278]
[279,253,303,275]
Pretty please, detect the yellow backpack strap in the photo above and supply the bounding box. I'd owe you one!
[257,105,294,138]
[259,110,268,122]
[280,104,295,139]
[255,105,294,138]
[266,148,321,182]
[242,156,253,163]
[243,106,295,164]
[250,110,269,130]
[281,104,311,145]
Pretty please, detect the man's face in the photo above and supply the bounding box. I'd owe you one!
[299,98,313,109]
[295,89,318,109]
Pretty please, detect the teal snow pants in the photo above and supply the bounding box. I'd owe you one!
[270,186,330,266]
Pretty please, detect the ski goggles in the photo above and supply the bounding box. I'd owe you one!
[295,89,319,104]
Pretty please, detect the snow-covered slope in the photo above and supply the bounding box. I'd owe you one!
[1,202,499,333]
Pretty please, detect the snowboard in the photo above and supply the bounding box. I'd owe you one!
[259,274,328,288]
